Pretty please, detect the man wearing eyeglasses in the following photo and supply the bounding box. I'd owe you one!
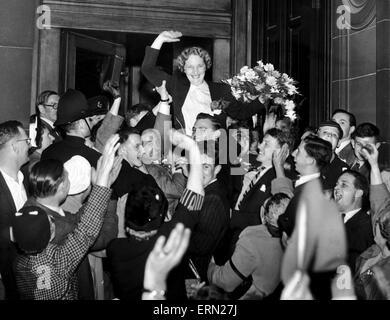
[0,120,31,300]
[317,120,349,194]
[30,91,62,147]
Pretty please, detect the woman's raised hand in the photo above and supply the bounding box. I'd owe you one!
[158,30,182,43]
[152,30,182,49]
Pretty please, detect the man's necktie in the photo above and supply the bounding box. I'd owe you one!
[238,166,265,209]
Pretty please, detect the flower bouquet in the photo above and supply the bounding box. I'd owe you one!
[222,61,299,121]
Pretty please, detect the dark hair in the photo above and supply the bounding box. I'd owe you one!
[126,103,152,123]
[318,120,343,140]
[175,47,212,72]
[124,186,168,232]
[0,120,24,150]
[265,128,295,152]
[341,169,369,198]
[332,109,357,128]
[197,140,220,166]
[118,125,141,144]
[264,193,291,218]
[29,159,66,198]
[302,135,332,170]
[34,91,58,148]
[340,169,369,210]
[195,113,222,131]
[352,122,380,142]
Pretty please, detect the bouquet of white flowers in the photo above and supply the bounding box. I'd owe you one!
[222,61,299,121]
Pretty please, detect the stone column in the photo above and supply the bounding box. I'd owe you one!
[0,0,39,127]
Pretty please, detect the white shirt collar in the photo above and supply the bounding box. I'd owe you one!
[44,204,66,217]
[342,208,361,224]
[206,178,218,187]
[0,168,24,184]
[336,139,351,154]
[295,172,321,188]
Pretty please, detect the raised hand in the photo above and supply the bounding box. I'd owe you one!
[361,143,379,167]
[102,80,120,98]
[273,143,289,169]
[154,80,173,103]
[108,154,123,187]
[152,30,182,50]
[95,134,121,187]
[263,112,277,134]
[143,223,191,299]
[158,30,182,43]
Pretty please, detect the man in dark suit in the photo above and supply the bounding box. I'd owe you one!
[334,170,374,272]
[187,140,230,281]
[278,135,332,237]
[229,128,295,249]
[0,120,30,299]
[30,90,62,146]
[317,120,349,193]
[332,109,357,167]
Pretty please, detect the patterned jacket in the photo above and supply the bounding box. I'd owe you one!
[14,186,111,300]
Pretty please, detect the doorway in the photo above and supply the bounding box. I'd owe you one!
[59,29,215,114]
[251,0,331,132]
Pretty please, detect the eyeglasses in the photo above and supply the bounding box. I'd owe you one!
[16,138,31,145]
[44,103,58,110]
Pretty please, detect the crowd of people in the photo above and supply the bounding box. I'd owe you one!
[0,30,389,300]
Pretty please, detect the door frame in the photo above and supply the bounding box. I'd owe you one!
[59,31,126,92]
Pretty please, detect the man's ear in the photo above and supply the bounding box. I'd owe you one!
[117,146,125,157]
[213,129,221,140]
[355,189,364,199]
[37,104,46,115]
[349,126,356,137]
[214,164,222,177]
[306,156,315,167]
[375,142,381,150]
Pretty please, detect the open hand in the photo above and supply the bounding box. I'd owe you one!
[94,134,120,187]
[158,30,182,43]
[263,112,277,134]
[273,143,290,169]
[361,143,379,167]
[144,223,191,292]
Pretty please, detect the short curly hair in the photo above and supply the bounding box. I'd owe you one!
[175,47,212,72]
